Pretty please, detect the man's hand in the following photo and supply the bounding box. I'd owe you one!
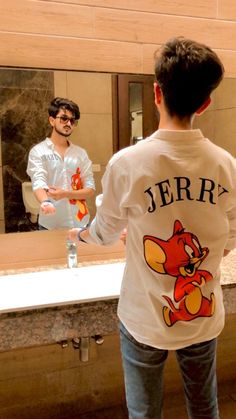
[40,201,56,215]
[47,187,67,201]
[68,228,80,242]
[120,228,127,245]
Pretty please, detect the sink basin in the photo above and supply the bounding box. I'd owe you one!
[0,262,125,313]
[2,248,236,315]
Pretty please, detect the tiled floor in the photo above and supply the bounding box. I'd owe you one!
[79,393,236,418]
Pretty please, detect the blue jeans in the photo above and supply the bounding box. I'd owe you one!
[119,322,219,419]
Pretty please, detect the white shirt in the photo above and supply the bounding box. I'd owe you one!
[88,129,236,350]
[27,137,95,229]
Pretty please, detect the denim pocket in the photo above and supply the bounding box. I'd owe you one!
[119,321,157,351]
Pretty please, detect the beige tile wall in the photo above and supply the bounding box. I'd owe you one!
[67,0,216,18]
[0,0,236,76]
[194,78,236,156]
[54,71,113,217]
[218,0,236,20]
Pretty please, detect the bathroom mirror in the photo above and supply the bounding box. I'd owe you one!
[0,68,157,233]
[0,68,236,234]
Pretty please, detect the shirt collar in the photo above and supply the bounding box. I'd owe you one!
[150,128,204,142]
[45,137,72,148]
[45,137,53,148]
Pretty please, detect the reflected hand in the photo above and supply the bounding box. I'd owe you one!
[40,201,56,215]
[47,187,66,201]
[120,228,127,245]
[68,228,80,242]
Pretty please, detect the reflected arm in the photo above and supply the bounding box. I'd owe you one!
[47,186,94,201]
[34,187,49,204]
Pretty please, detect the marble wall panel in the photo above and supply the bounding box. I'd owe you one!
[0,169,4,225]
[0,69,54,232]
[0,127,3,231]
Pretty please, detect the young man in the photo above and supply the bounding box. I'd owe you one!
[68,38,236,418]
[27,97,95,229]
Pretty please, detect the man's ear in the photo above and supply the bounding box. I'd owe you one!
[154,82,162,106]
[48,116,55,127]
[196,97,211,115]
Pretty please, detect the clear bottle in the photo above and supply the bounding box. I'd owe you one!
[66,240,78,268]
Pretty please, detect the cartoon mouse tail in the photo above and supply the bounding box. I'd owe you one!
[162,295,177,312]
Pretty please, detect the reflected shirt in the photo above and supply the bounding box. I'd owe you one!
[27,137,95,229]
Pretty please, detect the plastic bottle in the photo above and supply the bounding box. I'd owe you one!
[66,239,78,268]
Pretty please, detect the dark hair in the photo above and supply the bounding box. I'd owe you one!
[154,37,224,118]
[48,97,80,120]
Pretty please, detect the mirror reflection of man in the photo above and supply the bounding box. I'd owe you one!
[27,97,95,230]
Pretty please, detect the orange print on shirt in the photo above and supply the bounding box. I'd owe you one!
[143,220,215,327]
[69,167,89,222]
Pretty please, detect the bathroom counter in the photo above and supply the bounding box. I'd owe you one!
[0,233,236,351]
[0,230,126,351]
[0,260,125,352]
[0,261,126,313]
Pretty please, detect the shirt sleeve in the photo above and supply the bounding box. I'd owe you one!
[80,150,96,190]
[26,147,49,190]
[224,162,236,250]
[89,160,128,245]
[225,206,236,250]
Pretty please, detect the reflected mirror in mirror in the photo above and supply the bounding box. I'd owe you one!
[0,68,236,234]
[129,82,143,144]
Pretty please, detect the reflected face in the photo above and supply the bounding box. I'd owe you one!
[50,108,77,137]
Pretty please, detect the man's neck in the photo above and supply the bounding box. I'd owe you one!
[50,131,70,147]
[158,113,194,130]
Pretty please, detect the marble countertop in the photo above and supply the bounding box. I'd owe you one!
[219,250,236,286]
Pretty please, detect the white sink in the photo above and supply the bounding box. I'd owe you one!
[0,262,125,313]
